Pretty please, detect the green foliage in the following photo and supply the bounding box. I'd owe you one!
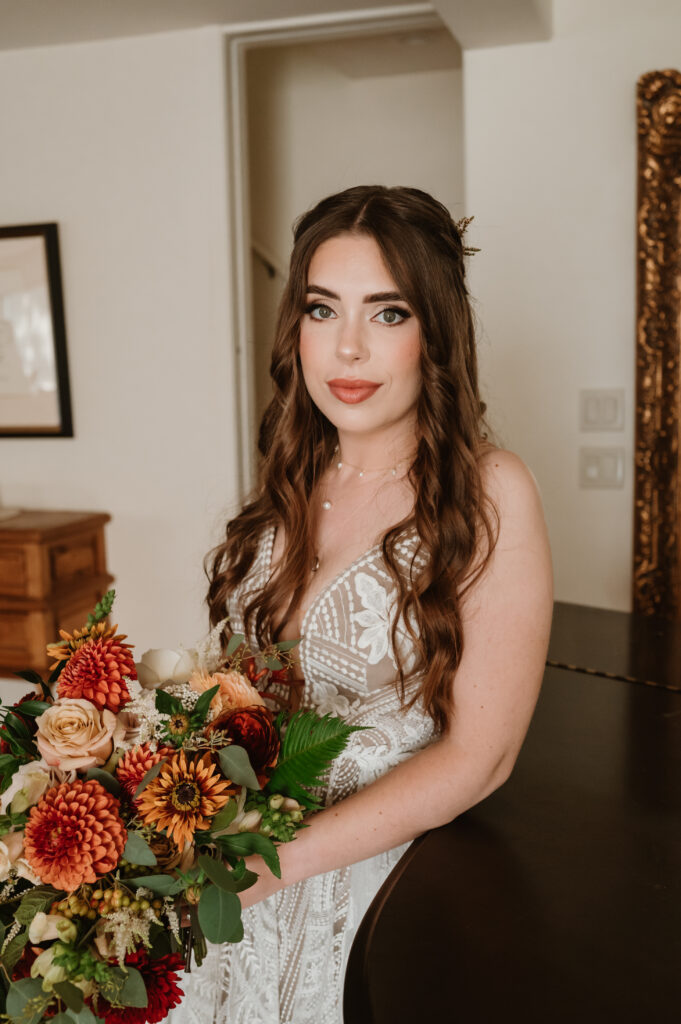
[85,590,115,628]
[208,800,238,833]
[197,885,243,943]
[4,701,50,718]
[127,874,184,897]
[5,977,51,1024]
[52,981,83,1013]
[1,929,29,976]
[118,967,148,1008]
[132,758,168,800]
[266,711,367,808]
[122,832,157,867]
[218,745,260,790]
[191,685,219,727]
[216,832,281,878]
[225,633,245,657]
[14,886,61,925]
[154,689,182,716]
[197,854,258,894]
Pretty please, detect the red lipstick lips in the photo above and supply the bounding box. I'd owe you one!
[327,378,382,404]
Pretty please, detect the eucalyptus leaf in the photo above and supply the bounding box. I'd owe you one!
[226,633,245,657]
[119,966,148,1008]
[123,832,157,867]
[218,745,260,790]
[263,656,283,671]
[84,767,121,798]
[133,758,167,800]
[5,977,51,1024]
[128,874,184,896]
[49,1015,74,1024]
[197,885,242,943]
[52,980,84,1012]
[273,639,300,652]
[209,800,238,833]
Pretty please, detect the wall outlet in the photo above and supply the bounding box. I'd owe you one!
[579,447,625,488]
[580,389,625,431]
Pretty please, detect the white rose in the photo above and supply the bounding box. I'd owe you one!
[0,760,52,815]
[0,832,23,881]
[136,647,198,689]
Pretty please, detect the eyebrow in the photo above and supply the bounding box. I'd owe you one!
[306,284,407,304]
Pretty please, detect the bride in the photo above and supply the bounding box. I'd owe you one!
[167,184,553,1023]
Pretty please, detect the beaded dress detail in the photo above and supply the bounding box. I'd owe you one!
[165,524,437,1024]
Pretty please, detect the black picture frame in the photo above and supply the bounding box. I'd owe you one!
[0,222,73,437]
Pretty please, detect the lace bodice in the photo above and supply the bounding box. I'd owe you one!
[165,526,437,1024]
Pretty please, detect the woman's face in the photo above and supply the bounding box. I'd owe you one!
[298,232,422,443]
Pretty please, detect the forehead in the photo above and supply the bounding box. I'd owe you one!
[307,233,395,287]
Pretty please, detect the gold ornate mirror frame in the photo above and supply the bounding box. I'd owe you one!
[633,69,681,618]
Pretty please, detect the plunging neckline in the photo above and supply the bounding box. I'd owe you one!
[265,523,385,639]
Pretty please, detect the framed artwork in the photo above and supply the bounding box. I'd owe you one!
[0,223,73,437]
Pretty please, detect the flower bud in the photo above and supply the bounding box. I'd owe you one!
[55,917,78,943]
[268,794,284,811]
[281,797,302,812]
[184,885,202,906]
[237,810,263,833]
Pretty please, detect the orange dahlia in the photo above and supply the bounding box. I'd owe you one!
[57,635,136,713]
[136,750,232,848]
[47,622,130,669]
[116,743,173,801]
[23,778,127,892]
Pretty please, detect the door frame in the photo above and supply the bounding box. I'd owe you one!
[221,3,440,496]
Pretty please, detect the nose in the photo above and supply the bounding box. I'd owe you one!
[335,313,369,364]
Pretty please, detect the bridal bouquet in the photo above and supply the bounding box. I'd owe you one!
[0,591,361,1024]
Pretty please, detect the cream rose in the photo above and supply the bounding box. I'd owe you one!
[188,668,265,719]
[35,699,126,771]
[136,647,198,689]
[0,831,24,881]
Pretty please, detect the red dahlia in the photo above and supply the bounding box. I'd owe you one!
[57,636,135,712]
[94,950,185,1024]
[208,704,280,786]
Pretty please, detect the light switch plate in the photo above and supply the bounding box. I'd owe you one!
[580,389,625,431]
[579,447,625,488]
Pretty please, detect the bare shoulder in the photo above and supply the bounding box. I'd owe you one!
[478,445,544,516]
[471,444,552,595]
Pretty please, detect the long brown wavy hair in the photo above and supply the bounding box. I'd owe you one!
[206,185,499,734]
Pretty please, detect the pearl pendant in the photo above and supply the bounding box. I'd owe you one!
[337,461,343,469]
[311,556,320,573]
[322,500,332,511]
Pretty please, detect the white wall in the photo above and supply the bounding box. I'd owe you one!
[0,27,239,686]
[246,38,465,421]
[464,0,681,611]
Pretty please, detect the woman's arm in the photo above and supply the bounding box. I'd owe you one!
[240,449,554,907]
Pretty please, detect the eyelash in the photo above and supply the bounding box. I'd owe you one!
[304,302,411,326]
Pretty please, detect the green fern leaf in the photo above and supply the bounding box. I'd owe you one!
[266,711,367,807]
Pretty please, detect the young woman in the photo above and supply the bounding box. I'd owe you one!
[171,185,553,1024]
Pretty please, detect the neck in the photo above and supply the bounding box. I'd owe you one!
[335,419,418,473]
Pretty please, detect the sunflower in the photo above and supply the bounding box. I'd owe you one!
[136,750,232,848]
[47,622,131,669]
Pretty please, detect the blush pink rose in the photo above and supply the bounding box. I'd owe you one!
[35,698,126,771]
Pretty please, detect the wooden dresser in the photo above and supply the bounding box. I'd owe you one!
[0,510,113,677]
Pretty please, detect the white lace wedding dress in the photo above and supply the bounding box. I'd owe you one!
[165,524,437,1024]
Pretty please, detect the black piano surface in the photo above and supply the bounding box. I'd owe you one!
[344,602,681,1023]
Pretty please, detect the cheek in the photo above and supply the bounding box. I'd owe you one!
[389,331,422,392]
